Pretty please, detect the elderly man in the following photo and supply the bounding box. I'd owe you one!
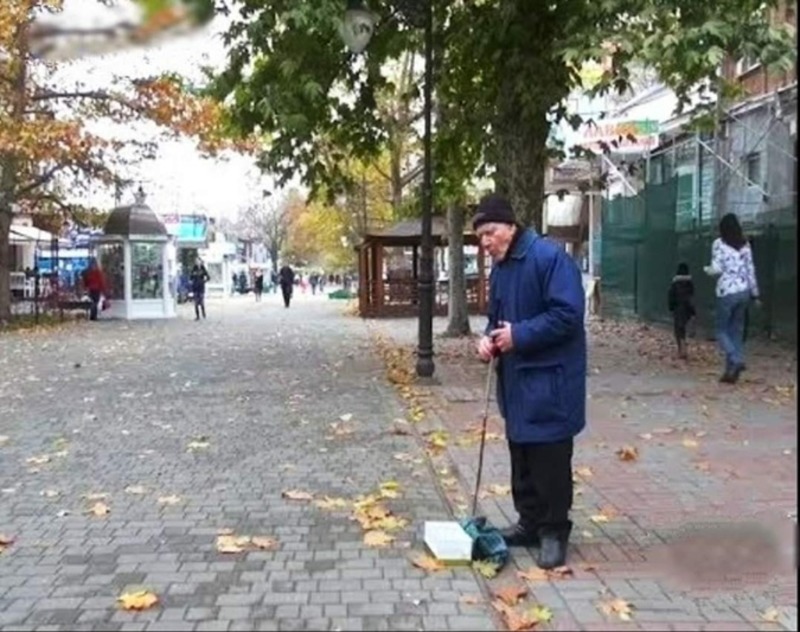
[474,193,587,569]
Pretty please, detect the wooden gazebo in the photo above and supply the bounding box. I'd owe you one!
[355,216,489,318]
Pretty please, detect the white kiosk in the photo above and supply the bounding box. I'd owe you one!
[94,189,176,320]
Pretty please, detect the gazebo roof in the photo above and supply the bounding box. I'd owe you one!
[103,203,167,238]
[360,216,479,247]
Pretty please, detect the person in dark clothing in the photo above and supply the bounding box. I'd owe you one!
[667,262,696,360]
[190,258,211,320]
[254,270,265,302]
[278,264,295,308]
[474,193,586,570]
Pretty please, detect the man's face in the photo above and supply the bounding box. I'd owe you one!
[476,222,516,262]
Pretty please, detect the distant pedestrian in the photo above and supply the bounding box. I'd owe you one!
[667,262,695,360]
[704,213,760,383]
[190,258,211,321]
[254,270,264,302]
[82,258,106,322]
[473,193,586,570]
[231,272,237,296]
[279,264,295,308]
[271,270,279,294]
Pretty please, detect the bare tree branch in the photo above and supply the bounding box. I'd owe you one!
[14,165,66,198]
[30,90,143,113]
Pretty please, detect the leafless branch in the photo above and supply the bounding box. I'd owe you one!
[15,165,65,198]
[30,90,143,113]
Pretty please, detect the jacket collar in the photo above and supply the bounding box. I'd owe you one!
[508,227,536,260]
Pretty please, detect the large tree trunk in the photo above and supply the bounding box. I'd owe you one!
[493,83,550,231]
[443,204,471,337]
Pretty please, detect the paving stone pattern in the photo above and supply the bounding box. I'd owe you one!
[0,296,500,632]
[372,315,798,632]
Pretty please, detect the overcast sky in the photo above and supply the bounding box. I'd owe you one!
[50,0,278,220]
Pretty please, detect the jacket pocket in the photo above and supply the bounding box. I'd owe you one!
[514,361,566,424]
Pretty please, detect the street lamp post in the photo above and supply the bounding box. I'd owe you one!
[341,0,435,379]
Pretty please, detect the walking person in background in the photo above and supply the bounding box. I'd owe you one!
[82,258,106,322]
[279,263,295,308]
[473,193,586,570]
[667,262,695,360]
[704,213,760,384]
[254,269,264,302]
[190,258,211,321]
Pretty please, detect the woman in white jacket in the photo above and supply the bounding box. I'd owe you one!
[704,213,761,383]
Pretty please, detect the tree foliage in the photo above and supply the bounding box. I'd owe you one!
[0,0,245,322]
[283,156,396,271]
[212,0,795,230]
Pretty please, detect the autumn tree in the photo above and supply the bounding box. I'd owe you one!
[211,0,794,232]
[0,0,239,322]
[233,190,298,274]
[283,157,396,271]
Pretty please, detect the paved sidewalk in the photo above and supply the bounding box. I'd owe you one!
[0,298,500,632]
[370,315,797,632]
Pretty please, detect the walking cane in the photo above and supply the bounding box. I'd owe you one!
[471,354,497,517]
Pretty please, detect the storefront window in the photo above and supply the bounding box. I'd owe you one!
[131,243,164,300]
[97,243,124,300]
[206,262,222,285]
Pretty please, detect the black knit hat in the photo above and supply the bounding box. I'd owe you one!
[472,193,516,230]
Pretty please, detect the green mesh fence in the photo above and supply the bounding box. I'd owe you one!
[601,180,797,343]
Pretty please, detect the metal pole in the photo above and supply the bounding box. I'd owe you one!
[415,0,434,379]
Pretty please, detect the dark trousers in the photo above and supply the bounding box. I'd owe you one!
[509,438,574,540]
[281,284,292,307]
[194,291,206,319]
[673,305,693,343]
[88,290,101,321]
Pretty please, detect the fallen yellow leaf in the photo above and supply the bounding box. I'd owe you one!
[282,490,313,501]
[682,438,699,449]
[364,530,395,548]
[157,495,182,506]
[486,484,511,496]
[118,590,159,611]
[251,536,279,550]
[410,553,445,572]
[187,438,210,451]
[26,455,51,466]
[314,496,350,510]
[761,607,780,623]
[616,445,639,461]
[215,535,250,553]
[493,585,528,606]
[599,597,634,621]
[472,560,500,578]
[0,534,13,553]
[574,466,593,478]
[528,604,553,624]
[124,485,147,495]
[491,599,536,632]
[516,566,548,582]
[88,501,110,517]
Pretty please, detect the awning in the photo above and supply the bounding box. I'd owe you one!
[9,224,59,245]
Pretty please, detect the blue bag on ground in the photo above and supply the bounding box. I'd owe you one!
[459,516,509,568]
